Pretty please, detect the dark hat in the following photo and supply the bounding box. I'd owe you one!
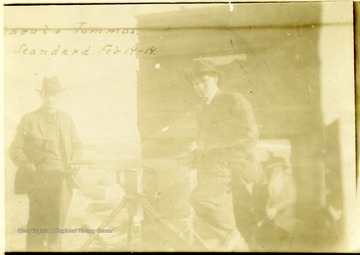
[262,152,289,170]
[37,76,65,95]
[185,59,223,82]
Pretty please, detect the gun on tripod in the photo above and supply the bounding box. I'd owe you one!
[72,159,209,251]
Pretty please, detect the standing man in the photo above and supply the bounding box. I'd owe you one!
[186,60,262,251]
[9,76,82,251]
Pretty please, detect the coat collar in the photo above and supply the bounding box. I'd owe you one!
[202,90,223,108]
[35,107,62,137]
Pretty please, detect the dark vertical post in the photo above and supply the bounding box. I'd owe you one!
[354,2,360,191]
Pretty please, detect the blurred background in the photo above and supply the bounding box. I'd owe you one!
[4,2,357,252]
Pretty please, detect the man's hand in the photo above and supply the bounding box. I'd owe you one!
[175,152,196,169]
[266,207,278,220]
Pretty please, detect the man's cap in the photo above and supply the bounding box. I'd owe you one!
[185,59,223,82]
[262,152,290,170]
[37,76,65,95]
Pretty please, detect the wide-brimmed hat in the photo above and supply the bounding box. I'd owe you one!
[37,76,65,95]
[262,152,290,170]
[185,59,223,82]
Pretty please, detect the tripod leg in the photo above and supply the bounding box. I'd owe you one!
[191,228,211,250]
[127,215,133,247]
[78,198,127,251]
[139,197,207,251]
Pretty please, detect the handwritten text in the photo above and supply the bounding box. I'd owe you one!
[4,22,138,36]
[12,44,157,57]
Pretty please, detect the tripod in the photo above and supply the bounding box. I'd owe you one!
[77,166,209,251]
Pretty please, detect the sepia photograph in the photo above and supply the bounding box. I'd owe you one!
[3,1,359,252]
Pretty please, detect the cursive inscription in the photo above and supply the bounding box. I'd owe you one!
[4,22,138,36]
[12,44,157,57]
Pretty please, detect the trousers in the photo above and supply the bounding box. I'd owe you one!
[232,182,258,246]
[189,158,239,243]
[26,170,73,251]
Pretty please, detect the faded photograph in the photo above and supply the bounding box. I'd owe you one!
[3,2,357,252]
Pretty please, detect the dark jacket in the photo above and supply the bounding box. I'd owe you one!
[9,108,82,187]
[195,90,263,184]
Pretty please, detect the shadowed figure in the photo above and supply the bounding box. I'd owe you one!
[9,76,82,251]
[253,152,302,251]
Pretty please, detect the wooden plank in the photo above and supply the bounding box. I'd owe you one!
[71,158,185,170]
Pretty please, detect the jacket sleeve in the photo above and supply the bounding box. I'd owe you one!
[8,116,33,170]
[225,94,263,184]
[229,94,258,150]
[70,117,82,161]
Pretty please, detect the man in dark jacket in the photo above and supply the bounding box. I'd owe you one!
[186,60,262,251]
[9,76,82,251]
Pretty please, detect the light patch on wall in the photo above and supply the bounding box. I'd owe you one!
[195,54,247,66]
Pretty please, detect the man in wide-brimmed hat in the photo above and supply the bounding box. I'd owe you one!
[9,76,82,251]
[186,60,263,251]
[255,152,299,251]
[36,76,66,111]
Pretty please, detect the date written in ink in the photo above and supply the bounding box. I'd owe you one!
[11,44,157,57]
